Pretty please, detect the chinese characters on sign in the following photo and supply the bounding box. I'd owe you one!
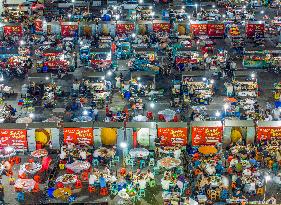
[191,127,222,146]
[0,129,27,149]
[116,24,135,34]
[158,128,188,146]
[256,127,281,141]
[152,23,171,33]
[64,128,94,145]
[3,26,23,36]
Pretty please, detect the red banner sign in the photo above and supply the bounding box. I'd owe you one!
[246,23,264,38]
[207,24,225,37]
[116,24,135,34]
[175,57,198,64]
[61,24,78,37]
[152,23,171,32]
[0,129,27,149]
[91,59,112,64]
[192,127,223,146]
[45,60,68,68]
[158,128,188,146]
[35,19,43,33]
[3,26,23,36]
[256,127,281,141]
[64,128,93,145]
[190,24,208,36]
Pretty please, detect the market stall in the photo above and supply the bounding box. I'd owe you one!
[191,121,223,146]
[136,20,151,35]
[266,48,281,68]
[116,39,132,60]
[223,120,255,145]
[232,71,258,98]
[25,73,61,108]
[82,71,110,108]
[98,36,112,48]
[136,4,153,21]
[40,48,75,72]
[116,21,135,36]
[182,71,214,105]
[97,21,114,36]
[60,22,79,37]
[243,49,267,69]
[174,47,202,71]
[90,48,112,71]
[132,47,159,74]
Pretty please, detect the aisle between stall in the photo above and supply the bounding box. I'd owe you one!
[170,80,182,108]
[182,71,214,105]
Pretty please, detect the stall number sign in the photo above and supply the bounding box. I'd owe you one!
[190,24,208,35]
[246,24,264,37]
[61,25,78,37]
[158,128,188,146]
[116,24,135,34]
[152,23,171,32]
[207,24,225,37]
[192,127,222,146]
[64,128,93,145]
[0,129,27,149]
[256,127,281,141]
[3,26,23,36]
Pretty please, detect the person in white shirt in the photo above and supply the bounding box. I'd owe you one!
[174,148,181,159]
[161,177,170,191]
[138,177,147,190]
[79,150,87,160]
[147,170,154,180]
[89,174,97,185]
[60,150,67,160]
[67,142,75,150]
